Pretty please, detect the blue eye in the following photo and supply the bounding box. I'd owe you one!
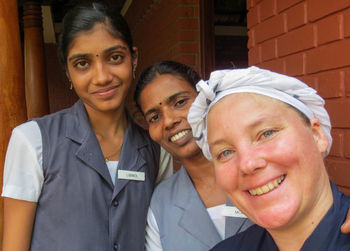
[217,149,233,161]
[259,129,278,140]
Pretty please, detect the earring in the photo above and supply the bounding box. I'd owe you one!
[69,80,73,90]
[132,68,136,80]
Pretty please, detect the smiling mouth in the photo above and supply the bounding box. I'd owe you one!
[248,175,285,196]
[170,130,191,142]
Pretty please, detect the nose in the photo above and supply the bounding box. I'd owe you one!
[163,108,180,130]
[92,61,113,85]
[238,145,267,175]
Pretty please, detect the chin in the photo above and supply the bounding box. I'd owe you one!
[251,202,299,230]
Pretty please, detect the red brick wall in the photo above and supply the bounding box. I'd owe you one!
[124,0,201,74]
[247,0,350,194]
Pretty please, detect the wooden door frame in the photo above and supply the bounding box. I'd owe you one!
[200,0,215,79]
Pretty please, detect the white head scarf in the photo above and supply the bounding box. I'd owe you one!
[187,66,332,160]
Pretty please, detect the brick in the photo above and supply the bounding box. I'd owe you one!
[247,5,260,28]
[258,58,285,74]
[343,8,350,38]
[255,14,286,43]
[277,0,303,13]
[297,75,318,90]
[325,99,350,128]
[278,24,315,56]
[247,29,255,48]
[285,2,307,31]
[344,129,350,158]
[261,39,276,61]
[260,0,275,21]
[317,14,342,46]
[338,186,350,196]
[329,129,343,157]
[344,69,350,96]
[165,41,199,58]
[317,70,344,98]
[285,53,304,76]
[308,0,350,22]
[326,159,350,188]
[172,53,197,66]
[248,46,261,65]
[306,39,350,74]
[247,0,255,10]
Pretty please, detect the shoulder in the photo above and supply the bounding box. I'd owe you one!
[152,167,184,200]
[12,120,42,148]
[211,224,270,251]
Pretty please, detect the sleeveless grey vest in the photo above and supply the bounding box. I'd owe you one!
[31,100,160,251]
[150,167,253,250]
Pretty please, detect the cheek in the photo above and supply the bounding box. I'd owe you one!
[148,125,162,144]
[214,162,238,192]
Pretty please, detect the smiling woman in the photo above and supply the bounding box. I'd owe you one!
[1,2,172,251]
[188,66,350,250]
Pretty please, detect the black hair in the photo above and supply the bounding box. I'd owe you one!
[134,60,201,112]
[57,2,134,68]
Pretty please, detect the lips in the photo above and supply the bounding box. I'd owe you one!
[170,129,191,142]
[92,85,120,96]
[248,175,285,196]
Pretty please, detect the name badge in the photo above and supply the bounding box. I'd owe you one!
[221,206,247,218]
[118,170,145,181]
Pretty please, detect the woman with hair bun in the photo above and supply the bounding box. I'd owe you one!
[2,3,172,251]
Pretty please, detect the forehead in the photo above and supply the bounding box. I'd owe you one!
[68,23,128,55]
[207,93,299,133]
[140,74,197,109]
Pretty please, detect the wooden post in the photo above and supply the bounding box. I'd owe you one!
[0,0,28,245]
[23,1,50,118]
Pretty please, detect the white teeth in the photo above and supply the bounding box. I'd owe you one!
[249,175,285,196]
[170,130,190,142]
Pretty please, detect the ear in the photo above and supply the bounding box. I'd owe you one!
[310,118,329,154]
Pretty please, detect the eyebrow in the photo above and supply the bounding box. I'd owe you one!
[143,91,190,117]
[68,45,127,62]
[209,115,280,146]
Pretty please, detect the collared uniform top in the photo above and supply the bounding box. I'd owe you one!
[2,100,173,251]
[211,182,350,251]
[146,167,253,251]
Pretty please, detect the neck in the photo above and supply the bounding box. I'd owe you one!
[85,104,127,138]
[180,151,214,180]
[268,176,333,251]
[83,102,127,161]
[181,152,226,208]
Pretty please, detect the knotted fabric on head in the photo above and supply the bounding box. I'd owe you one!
[187,66,332,160]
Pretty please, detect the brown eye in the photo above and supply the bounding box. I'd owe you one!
[174,98,187,108]
[149,113,160,123]
[109,54,123,63]
[75,60,89,69]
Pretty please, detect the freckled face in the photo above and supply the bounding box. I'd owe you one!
[66,23,137,115]
[207,93,329,230]
[139,74,201,159]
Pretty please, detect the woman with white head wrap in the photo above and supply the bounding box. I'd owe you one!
[188,66,350,251]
